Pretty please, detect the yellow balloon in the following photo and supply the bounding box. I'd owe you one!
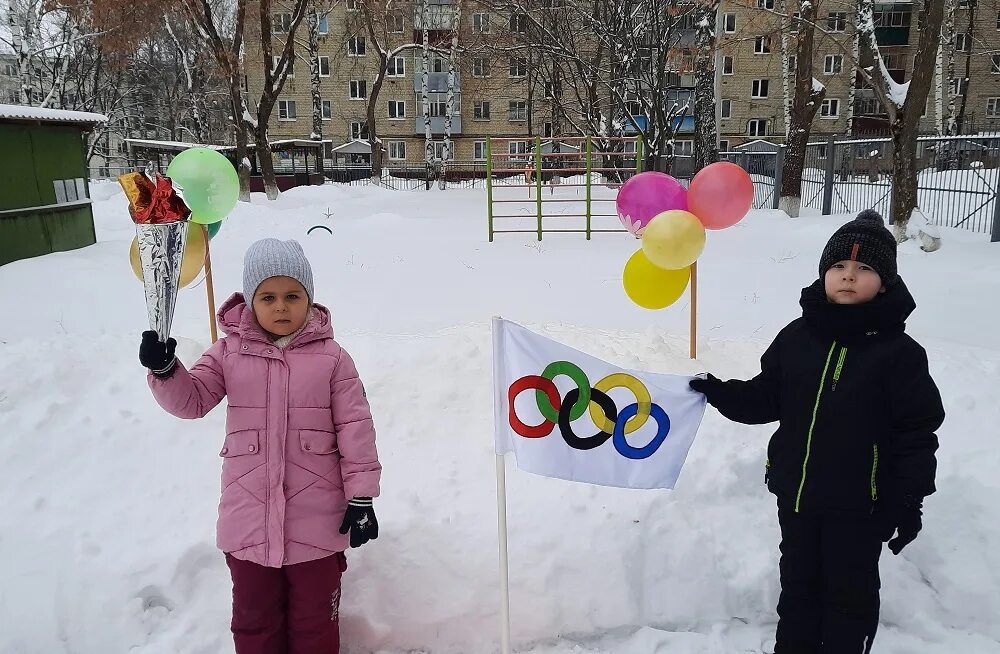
[641,210,706,270]
[623,249,691,310]
[129,222,208,289]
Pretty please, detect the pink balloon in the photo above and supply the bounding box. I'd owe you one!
[688,162,754,230]
[616,172,688,237]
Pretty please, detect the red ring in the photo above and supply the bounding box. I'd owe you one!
[509,376,559,438]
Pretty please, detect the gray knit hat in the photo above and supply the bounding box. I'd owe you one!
[243,238,315,302]
[819,209,898,286]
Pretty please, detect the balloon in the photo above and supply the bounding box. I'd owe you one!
[165,148,239,225]
[622,249,691,310]
[130,222,207,288]
[616,171,688,237]
[641,210,706,270]
[206,220,222,239]
[688,162,754,230]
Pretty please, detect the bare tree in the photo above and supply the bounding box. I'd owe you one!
[441,0,460,188]
[421,0,433,176]
[779,1,828,216]
[692,0,721,172]
[857,0,945,238]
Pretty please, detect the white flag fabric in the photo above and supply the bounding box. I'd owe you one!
[492,318,707,490]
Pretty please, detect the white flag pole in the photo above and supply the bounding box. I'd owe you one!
[492,316,513,654]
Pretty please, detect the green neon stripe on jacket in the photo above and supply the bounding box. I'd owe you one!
[871,444,879,501]
[795,341,837,513]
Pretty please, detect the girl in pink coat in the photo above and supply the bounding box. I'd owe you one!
[138,238,381,654]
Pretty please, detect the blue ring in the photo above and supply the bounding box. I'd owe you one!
[612,403,670,460]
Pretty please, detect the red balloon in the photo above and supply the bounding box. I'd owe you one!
[688,162,754,230]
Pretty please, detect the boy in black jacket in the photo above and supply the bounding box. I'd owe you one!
[690,209,944,654]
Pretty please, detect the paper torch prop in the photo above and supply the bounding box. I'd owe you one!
[118,171,192,341]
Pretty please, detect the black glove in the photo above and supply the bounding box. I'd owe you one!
[689,373,722,398]
[139,331,177,377]
[339,497,378,548]
[879,494,923,555]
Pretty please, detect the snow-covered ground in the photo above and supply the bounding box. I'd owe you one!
[1,181,998,653]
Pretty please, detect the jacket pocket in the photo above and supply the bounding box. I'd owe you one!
[300,429,338,455]
[220,429,262,457]
[220,430,265,496]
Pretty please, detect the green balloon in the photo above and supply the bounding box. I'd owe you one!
[206,220,223,239]
[166,148,239,225]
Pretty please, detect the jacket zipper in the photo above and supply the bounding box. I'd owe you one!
[831,346,847,391]
[795,341,837,513]
[870,444,879,501]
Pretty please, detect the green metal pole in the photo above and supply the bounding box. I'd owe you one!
[535,136,543,241]
[636,137,643,174]
[486,137,494,242]
[585,135,592,240]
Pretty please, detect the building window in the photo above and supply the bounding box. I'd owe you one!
[322,100,332,120]
[388,13,404,33]
[388,56,406,77]
[544,82,560,99]
[758,0,774,8]
[272,56,293,77]
[346,0,359,11]
[790,12,800,33]
[272,13,291,33]
[824,55,843,75]
[992,55,1000,74]
[722,56,734,75]
[474,13,490,33]
[723,13,736,32]
[350,80,367,99]
[747,119,768,136]
[508,100,527,121]
[278,99,297,120]
[955,33,972,52]
[821,98,840,118]
[950,77,968,96]
[788,54,797,73]
[348,36,366,56]
[751,79,769,98]
[827,12,847,32]
[388,100,406,119]
[474,141,487,160]
[996,11,1000,29]
[987,98,1000,117]
[754,36,772,54]
[510,13,527,33]
[508,140,530,156]
[719,139,730,152]
[318,15,329,34]
[319,56,330,77]
[2,63,16,76]
[350,121,369,140]
[473,58,490,77]
[509,57,527,78]
[674,141,694,157]
[474,101,491,120]
[721,98,732,119]
[817,144,828,159]
[388,141,407,160]
[542,122,553,137]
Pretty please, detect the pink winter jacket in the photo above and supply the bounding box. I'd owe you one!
[147,293,381,568]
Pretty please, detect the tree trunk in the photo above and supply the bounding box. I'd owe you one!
[229,73,252,201]
[255,121,279,200]
[890,123,919,239]
[421,0,433,186]
[308,9,323,141]
[779,0,826,217]
[693,0,721,172]
[441,0,460,190]
[954,4,975,134]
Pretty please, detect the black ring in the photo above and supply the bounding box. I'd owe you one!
[558,387,617,451]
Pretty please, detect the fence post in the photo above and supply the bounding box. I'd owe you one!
[773,145,785,210]
[636,137,643,173]
[992,181,1000,243]
[486,138,494,242]
[535,136,543,241]
[586,135,593,240]
[822,134,836,216]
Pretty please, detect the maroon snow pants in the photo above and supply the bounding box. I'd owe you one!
[225,552,348,654]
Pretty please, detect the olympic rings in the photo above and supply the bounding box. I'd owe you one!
[508,364,672,459]
[590,373,652,435]
[536,361,590,423]
[613,403,671,460]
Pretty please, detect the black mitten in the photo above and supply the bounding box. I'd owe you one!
[339,497,378,548]
[139,331,177,377]
[881,494,923,555]
[689,373,723,399]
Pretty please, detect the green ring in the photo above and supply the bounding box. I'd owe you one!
[536,361,590,422]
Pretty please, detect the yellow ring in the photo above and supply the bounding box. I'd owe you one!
[588,373,652,434]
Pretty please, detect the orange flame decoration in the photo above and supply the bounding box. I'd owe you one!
[117,172,191,224]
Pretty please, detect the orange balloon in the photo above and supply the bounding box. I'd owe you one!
[129,222,207,288]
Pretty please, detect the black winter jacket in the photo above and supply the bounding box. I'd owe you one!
[702,278,944,513]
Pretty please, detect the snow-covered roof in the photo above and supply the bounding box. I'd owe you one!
[269,139,327,149]
[125,139,233,151]
[735,139,781,152]
[0,104,107,126]
[330,140,372,154]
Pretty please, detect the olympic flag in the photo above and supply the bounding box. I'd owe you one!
[492,318,707,490]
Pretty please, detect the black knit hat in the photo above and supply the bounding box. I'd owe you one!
[818,209,898,285]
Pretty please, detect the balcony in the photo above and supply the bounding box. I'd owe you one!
[413,72,461,92]
[415,115,463,135]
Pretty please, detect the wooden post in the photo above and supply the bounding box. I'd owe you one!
[203,224,219,343]
[689,261,698,360]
